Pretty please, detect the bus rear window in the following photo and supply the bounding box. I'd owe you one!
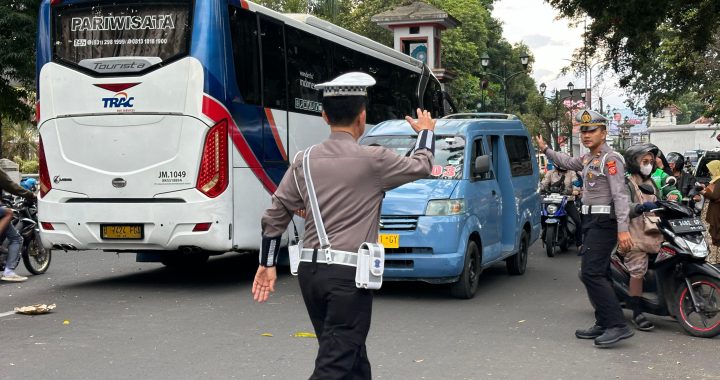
[52,0,193,75]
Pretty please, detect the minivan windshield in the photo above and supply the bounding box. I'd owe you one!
[361,135,465,180]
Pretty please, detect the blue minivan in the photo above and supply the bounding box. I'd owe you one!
[361,116,541,298]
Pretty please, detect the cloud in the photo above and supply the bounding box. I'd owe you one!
[521,34,563,50]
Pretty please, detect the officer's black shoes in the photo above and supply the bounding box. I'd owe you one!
[593,325,634,348]
[632,313,655,331]
[575,324,605,339]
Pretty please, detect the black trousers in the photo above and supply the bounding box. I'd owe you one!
[298,261,373,380]
[579,214,627,328]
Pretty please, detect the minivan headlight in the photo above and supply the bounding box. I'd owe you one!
[425,199,465,216]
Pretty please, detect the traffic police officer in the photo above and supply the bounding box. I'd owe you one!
[252,72,436,378]
[536,109,635,348]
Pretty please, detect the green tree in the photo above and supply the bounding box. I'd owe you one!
[547,0,720,120]
[0,0,39,158]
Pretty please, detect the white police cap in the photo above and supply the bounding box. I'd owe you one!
[314,72,376,97]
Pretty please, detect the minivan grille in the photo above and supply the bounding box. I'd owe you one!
[379,216,418,231]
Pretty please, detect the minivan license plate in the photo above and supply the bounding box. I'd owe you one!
[379,234,399,248]
[101,224,144,240]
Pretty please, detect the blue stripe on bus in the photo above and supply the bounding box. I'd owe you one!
[191,0,287,186]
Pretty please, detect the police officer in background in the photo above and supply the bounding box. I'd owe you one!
[252,72,435,378]
[536,109,635,348]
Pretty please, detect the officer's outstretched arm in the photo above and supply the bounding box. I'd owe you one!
[375,109,436,191]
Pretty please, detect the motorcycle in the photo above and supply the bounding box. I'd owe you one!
[540,193,577,257]
[0,196,51,275]
[610,200,720,338]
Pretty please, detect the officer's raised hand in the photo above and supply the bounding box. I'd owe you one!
[405,108,436,132]
[535,135,548,152]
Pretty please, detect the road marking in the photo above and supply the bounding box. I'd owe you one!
[0,310,17,318]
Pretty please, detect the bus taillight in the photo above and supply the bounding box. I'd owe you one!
[39,136,52,197]
[196,120,228,198]
[35,101,40,125]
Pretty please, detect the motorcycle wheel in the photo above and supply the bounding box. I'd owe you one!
[544,225,556,257]
[559,227,569,252]
[675,275,720,338]
[22,236,51,275]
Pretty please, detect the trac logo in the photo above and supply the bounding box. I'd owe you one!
[102,92,135,108]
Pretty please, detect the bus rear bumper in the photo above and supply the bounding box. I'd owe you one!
[37,189,233,252]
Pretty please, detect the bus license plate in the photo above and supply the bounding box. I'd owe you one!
[101,224,144,240]
[379,234,399,248]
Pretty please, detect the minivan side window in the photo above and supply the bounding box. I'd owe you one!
[505,136,533,177]
[471,138,493,180]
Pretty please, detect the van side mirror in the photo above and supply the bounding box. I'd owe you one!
[474,155,491,176]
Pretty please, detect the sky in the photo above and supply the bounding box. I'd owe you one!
[491,0,642,125]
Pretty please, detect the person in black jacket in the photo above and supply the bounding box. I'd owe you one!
[667,152,700,203]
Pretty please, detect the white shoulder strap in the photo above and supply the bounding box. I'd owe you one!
[302,146,331,250]
[291,151,304,202]
[599,152,625,176]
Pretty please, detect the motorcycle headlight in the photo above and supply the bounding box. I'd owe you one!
[546,204,558,214]
[425,199,465,216]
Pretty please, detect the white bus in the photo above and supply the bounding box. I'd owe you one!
[36,0,448,265]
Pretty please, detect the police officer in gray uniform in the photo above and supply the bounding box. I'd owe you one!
[536,109,635,348]
[252,72,436,378]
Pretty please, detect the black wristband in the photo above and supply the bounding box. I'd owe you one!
[259,235,281,267]
[415,130,435,155]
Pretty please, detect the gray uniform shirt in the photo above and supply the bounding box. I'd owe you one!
[262,131,434,252]
[544,143,630,232]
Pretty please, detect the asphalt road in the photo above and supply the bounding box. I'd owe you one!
[1,243,718,380]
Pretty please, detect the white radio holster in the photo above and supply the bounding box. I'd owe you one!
[355,242,385,289]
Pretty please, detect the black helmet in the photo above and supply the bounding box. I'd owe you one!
[666,152,685,172]
[624,143,659,175]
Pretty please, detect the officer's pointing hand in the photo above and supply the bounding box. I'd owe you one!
[405,108,436,133]
[535,135,547,152]
[252,266,277,303]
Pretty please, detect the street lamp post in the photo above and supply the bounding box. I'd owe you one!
[481,52,530,113]
[539,82,576,154]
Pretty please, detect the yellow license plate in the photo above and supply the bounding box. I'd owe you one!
[101,224,144,240]
[378,234,399,248]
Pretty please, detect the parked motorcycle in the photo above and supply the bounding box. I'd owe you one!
[541,193,577,257]
[610,200,720,338]
[0,196,50,275]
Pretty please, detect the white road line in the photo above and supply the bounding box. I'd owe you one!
[0,310,17,318]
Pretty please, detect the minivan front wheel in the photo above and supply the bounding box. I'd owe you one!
[506,231,529,275]
[451,240,481,299]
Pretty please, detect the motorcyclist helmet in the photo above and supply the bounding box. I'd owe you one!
[666,152,685,172]
[21,177,37,192]
[624,143,659,176]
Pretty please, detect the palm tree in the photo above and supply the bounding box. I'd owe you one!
[2,117,37,161]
